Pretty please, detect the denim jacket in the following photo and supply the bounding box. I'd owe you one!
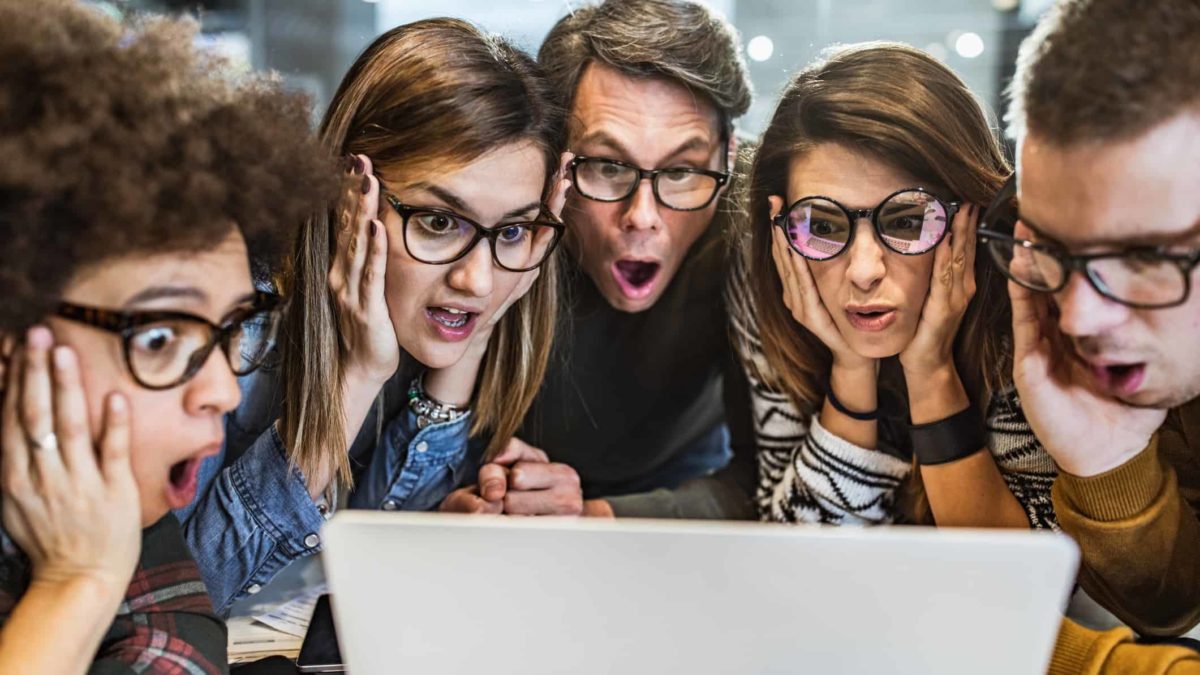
[175,358,481,615]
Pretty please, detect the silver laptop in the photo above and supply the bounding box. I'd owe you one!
[321,512,1078,675]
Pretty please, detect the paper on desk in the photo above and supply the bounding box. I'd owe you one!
[252,583,328,638]
[227,616,304,664]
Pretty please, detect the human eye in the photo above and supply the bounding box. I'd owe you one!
[810,219,840,237]
[597,161,624,180]
[414,212,461,236]
[497,224,530,245]
[130,323,181,356]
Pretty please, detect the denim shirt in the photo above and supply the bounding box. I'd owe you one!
[175,358,480,615]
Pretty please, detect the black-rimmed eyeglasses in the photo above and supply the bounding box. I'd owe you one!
[383,194,563,273]
[773,188,959,261]
[55,291,283,390]
[568,155,730,212]
[978,175,1200,309]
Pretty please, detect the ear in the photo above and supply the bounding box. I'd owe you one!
[768,195,785,221]
[726,136,739,171]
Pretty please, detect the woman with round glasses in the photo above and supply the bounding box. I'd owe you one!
[0,1,330,671]
[179,18,569,614]
[733,43,1056,529]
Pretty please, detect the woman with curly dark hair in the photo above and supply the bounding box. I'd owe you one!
[0,1,332,671]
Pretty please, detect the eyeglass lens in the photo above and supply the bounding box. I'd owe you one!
[782,190,949,261]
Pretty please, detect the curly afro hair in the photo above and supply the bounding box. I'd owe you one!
[0,0,337,332]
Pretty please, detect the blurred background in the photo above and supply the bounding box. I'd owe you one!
[89,0,1058,140]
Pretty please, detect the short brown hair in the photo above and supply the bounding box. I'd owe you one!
[0,0,334,332]
[1007,0,1200,144]
[538,0,752,136]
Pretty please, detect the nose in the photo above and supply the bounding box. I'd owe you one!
[183,346,242,417]
[1054,271,1131,338]
[445,240,494,298]
[845,220,886,292]
[621,179,663,232]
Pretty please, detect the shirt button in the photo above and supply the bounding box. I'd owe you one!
[415,441,429,453]
[246,583,262,595]
[382,500,398,511]
[304,533,320,549]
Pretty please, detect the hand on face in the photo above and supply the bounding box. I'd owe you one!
[1008,222,1167,477]
[897,203,979,375]
[1,328,140,595]
[769,204,874,371]
[330,154,399,387]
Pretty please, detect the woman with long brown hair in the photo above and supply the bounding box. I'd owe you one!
[178,18,570,614]
[732,42,1055,528]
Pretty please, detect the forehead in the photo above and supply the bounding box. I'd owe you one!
[63,229,252,314]
[787,144,920,208]
[569,61,721,164]
[1018,112,1200,248]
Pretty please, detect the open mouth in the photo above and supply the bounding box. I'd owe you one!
[165,456,204,510]
[844,308,897,332]
[612,260,661,300]
[426,307,479,341]
[1090,362,1147,397]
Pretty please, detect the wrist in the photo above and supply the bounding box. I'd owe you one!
[30,570,127,605]
[905,364,969,425]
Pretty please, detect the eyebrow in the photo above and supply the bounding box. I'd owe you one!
[406,183,541,222]
[576,130,714,165]
[1024,212,1200,248]
[123,285,208,308]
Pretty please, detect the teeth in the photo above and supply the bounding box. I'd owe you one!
[440,307,466,315]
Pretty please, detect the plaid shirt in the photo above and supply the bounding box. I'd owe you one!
[0,514,228,674]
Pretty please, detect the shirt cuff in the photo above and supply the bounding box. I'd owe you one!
[228,424,328,556]
[1047,619,1132,675]
[808,413,913,479]
[1055,435,1165,523]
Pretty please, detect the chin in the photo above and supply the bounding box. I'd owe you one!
[406,340,467,371]
[141,500,169,528]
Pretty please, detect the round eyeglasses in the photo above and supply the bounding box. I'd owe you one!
[384,194,563,273]
[55,291,283,390]
[773,188,959,261]
[568,156,730,212]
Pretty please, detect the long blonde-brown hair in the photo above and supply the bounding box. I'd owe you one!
[743,43,1012,517]
[281,18,565,487]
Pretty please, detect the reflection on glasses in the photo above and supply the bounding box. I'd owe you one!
[55,291,283,390]
[384,194,563,273]
[773,188,958,261]
[569,155,730,211]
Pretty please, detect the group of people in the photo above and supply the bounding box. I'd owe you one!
[0,0,1196,672]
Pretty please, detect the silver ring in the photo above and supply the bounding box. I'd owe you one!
[29,432,57,452]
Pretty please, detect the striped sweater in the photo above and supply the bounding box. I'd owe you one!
[727,273,1059,529]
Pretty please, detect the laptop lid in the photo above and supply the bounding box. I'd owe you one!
[322,512,1077,675]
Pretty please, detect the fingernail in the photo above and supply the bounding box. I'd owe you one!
[361,175,371,194]
[369,220,377,237]
[51,346,72,370]
[25,326,50,348]
[352,155,365,175]
[109,393,126,413]
[342,155,354,173]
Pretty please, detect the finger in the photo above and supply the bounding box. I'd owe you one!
[492,437,550,466]
[508,461,580,492]
[49,346,98,478]
[504,487,582,516]
[769,229,797,313]
[98,392,133,487]
[360,218,389,310]
[1008,278,1043,357]
[547,152,575,217]
[478,463,509,502]
[1,347,30,495]
[963,204,978,282]
[21,327,65,483]
[439,487,502,515]
[345,155,378,304]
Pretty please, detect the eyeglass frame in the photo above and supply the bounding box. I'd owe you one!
[382,193,564,273]
[567,145,732,212]
[54,290,283,391]
[772,187,960,261]
[978,175,1200,309]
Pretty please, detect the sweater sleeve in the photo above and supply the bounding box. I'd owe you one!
[1049,619,1200,675]
[1053,427,1200,637]
[985,388,1061,530]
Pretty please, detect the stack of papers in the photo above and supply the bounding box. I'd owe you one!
[227,585,326,665]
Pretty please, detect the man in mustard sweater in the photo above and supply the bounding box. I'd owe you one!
[986,0,1200,671]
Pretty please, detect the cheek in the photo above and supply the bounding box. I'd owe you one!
[383,253,440,341]
[808,260,847,306]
